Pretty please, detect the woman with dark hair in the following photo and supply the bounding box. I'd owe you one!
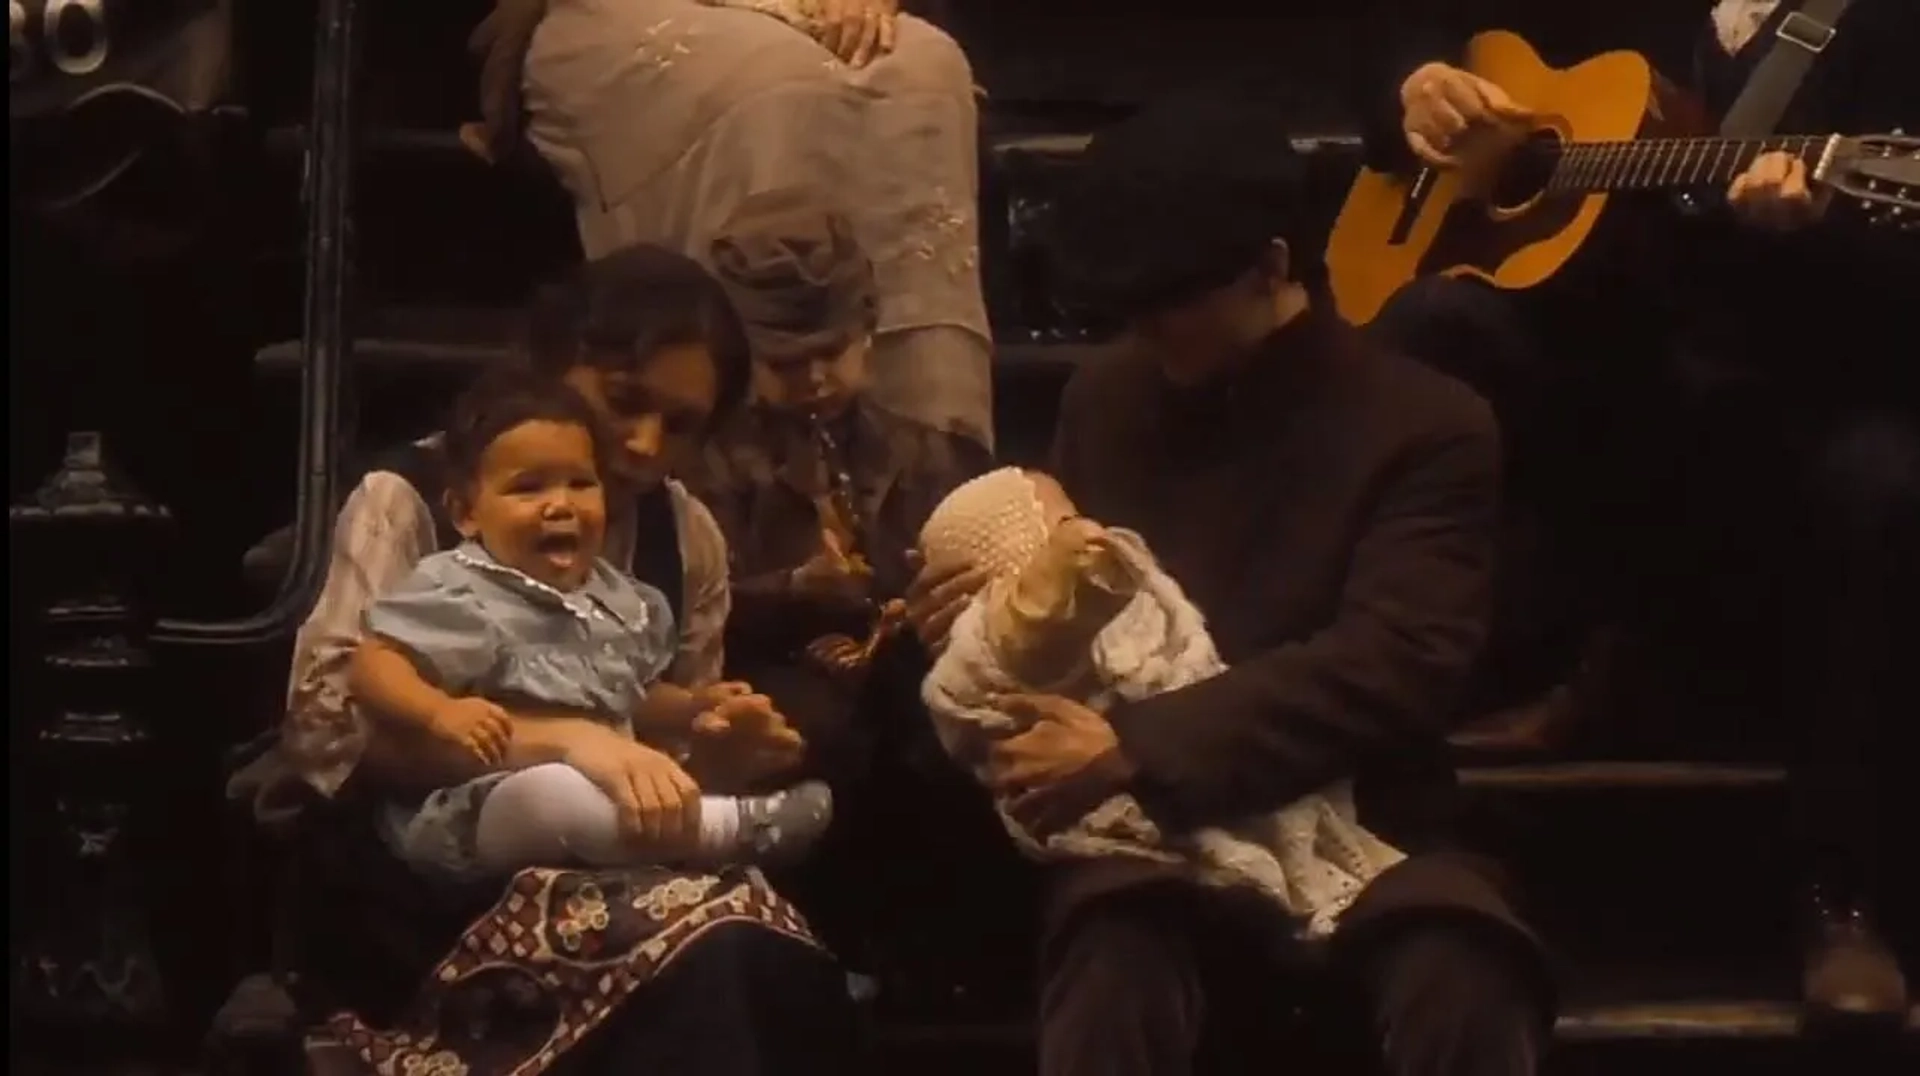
[232,244,860,1076]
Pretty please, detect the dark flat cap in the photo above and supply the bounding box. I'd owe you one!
[1049,86,1314,313]
[710,188,878,363]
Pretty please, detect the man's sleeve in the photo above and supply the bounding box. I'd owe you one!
[1107,410,1502,827]
[280,471,438,795]
[1349,1,1478,173]
[669,481,732,688]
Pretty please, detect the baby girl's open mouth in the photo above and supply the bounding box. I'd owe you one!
[534,530,584,568]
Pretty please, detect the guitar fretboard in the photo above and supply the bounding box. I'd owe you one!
[1544,135,1830,193]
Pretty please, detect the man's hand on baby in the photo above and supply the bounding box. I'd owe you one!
[986,693,1134,837]
[429,697,512,766]
[903,550,991,654]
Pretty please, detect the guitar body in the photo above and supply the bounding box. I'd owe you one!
[1328,31,1707,325]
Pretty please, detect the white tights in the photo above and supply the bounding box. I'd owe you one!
[470,762,737,871]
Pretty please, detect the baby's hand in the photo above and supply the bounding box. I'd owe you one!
[429,697,512,766]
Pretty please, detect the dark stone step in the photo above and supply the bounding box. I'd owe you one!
[872,996,1917,1052]
[253,307,1109,377]
[1457,760,1785,792]
[988,131,1362,160]
[265,123,1365,166]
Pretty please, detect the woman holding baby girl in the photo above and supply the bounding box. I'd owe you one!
[237,245,859,1076]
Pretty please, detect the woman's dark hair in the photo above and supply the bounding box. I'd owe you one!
[443,365,610,493]
[523,244,752,423]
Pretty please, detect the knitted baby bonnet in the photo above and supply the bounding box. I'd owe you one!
[918,467,1053,581]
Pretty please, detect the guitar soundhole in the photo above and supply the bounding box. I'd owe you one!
[1487,129,1566,213]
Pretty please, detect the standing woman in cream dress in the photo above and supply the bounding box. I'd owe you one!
[473,0,995,451]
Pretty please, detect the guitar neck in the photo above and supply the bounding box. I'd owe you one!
[1546,134,1831,194]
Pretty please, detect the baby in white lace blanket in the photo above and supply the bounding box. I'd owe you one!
[920,468,1405,937]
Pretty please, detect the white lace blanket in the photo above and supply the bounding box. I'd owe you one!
[922,530,1405,938]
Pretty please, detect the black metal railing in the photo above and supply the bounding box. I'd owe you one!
[151,0,360,646]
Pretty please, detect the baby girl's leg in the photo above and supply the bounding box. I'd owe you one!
[470,763,833,871]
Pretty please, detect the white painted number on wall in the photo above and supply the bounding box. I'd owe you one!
[11,0,112,83]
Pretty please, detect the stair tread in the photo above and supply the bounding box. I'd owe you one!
[267,121,1367,162]
[1457,760,1785,790]
[255,309,1106,375]
[877,997,1917,1046]
[990,131,1362,157]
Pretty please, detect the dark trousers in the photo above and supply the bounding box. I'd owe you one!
[1372,276,1920,911]
[750,640,1039,1001]
[555,926,864,1076]
[1037,887,1544,1076]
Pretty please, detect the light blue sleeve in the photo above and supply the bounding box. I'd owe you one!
[363,558,502,693]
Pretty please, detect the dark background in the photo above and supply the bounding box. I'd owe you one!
[8,0,1722,1054]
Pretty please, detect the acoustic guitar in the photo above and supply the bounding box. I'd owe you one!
[1326,31,1920,326]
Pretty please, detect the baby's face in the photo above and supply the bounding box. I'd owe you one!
[984,478,1138,685]
[455,418,608,591]
[1023,472,1113,571]
[1028,472,1079,529]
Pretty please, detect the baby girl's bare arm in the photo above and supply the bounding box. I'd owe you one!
[349,637,455,736]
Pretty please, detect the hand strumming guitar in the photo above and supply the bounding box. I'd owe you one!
[1728,151,1828,232]
[1398,62,1535,168]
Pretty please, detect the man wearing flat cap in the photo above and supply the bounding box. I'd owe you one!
[683,188,1019,978]
[902,86,1553,1074]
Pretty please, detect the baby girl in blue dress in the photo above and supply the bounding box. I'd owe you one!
[348,367,831,881]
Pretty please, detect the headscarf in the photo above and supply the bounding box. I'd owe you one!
[709,188,879,363]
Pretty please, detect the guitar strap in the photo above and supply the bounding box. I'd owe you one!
[1718,0,1857,136]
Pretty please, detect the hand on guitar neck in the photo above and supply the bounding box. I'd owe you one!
[1727,150,1829,232]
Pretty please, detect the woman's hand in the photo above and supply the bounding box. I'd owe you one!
[814,0,898,68]
[1398,62,1533,168]
[560,726,702,845]
[902,551,991,655]
[1727,151,1828,232]
[689,692,806,790]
